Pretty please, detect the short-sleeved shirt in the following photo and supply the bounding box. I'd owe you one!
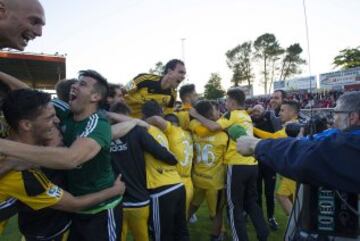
[190,110,257,165]
[175,103,192,130]
[145,126,181,189]
[0,169,63,233]
[190,120,228,190]
[52,99,120,214]
[163,122,193,178]
[217,110,257,165]
[17,168,71,239]
[124,74,177,118]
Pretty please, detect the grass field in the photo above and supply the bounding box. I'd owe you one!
[0,202,288,241]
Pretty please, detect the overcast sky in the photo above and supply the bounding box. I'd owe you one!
[25,0,360,95]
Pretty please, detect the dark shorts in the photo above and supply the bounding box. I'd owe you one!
[24,228,70,241]
[68,203,123,241]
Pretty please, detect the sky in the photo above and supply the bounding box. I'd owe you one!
[25,0,360,95]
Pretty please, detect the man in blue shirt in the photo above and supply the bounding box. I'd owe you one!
[237,91,360,193]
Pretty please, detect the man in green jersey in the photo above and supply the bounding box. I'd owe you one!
[0,70,122,241]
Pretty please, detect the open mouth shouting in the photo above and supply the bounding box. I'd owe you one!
[20,33,35,47]
[69,86,78,104]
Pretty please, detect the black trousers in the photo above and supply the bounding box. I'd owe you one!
[150,184,189,241]
[226,165,269,241]
[257,162,277,219]
[68,202,123,241]
[24,229,69,241]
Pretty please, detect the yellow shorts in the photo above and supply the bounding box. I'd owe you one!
[122,205,150,241]
[181,177,193,216]
[191,187,224,218]
[277,177,296,199]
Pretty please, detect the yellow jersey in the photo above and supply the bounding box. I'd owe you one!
[253,119,298,139]
[175,103,192,130]
[163,122,193,178]
[191,110,257,165]
[254,127,287,139]
[0,169,63,233]
[145,126,181,189]
[124,74,177,118]
[190,120,228,190]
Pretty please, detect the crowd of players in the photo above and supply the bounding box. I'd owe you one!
[0,1,359,241]
[0,57,335,241]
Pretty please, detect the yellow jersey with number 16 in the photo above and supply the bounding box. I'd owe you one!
[190,120,228,190]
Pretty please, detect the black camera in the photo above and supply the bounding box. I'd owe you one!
[285,114,329,137]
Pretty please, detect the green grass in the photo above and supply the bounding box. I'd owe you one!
[1,203,287,241]
[187,203,288,241]
[0,216,21,241]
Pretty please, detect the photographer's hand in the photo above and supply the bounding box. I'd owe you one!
[236,136,261,156]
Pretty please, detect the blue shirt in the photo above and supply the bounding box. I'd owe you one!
[255,126,360,193]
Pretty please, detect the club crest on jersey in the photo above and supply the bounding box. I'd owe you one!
[47,185,62,199]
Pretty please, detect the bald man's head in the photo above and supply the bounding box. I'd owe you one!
[0,0,45,50]
[251,104,265,120]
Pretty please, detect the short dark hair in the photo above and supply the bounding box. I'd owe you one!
[164,113,179,125]
[227,88,245,106]
[78,70,109,107]
[282,100,300,113]
[179,84,195,101]
[2,89,51,130]
[108,84,122,98]
[194,100,214,119]
[274,89,287,99]
[55,78,78,103]
[163,59,184,75]
[142,100,163,119]
[110,102,131,116]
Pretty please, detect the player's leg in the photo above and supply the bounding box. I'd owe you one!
[243,165,269,241]
[188,187,205,220]
[126,206,150,241]
[226,165,247,241]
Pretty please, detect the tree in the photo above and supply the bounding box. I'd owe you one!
[254,33,284,94]
[279,43,306,81]
[226,41,254,87]
[333,47,360,69]
[204,73,225,100]
[149,61,164,75]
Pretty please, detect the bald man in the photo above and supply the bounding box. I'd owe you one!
[0,0,45,50]
[251,104,279,230]
[251,104,265,121]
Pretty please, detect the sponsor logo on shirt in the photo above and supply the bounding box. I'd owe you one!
[110,139,128,152]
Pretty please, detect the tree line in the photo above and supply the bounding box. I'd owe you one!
[149,34,360,99]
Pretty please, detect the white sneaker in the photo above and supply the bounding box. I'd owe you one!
[189,214,198,223]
